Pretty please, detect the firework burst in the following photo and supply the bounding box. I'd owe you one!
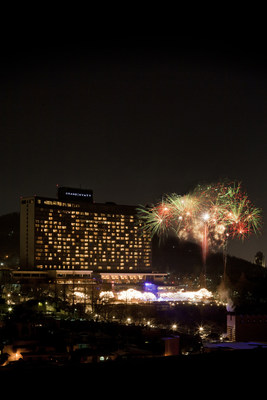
[137,199,172,240]
[137,181,262,279]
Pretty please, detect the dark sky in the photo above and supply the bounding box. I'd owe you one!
[1,36,266,262]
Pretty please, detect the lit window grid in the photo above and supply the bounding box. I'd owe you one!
[34,207,151,271]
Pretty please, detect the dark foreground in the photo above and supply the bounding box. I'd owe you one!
[1,349,266,394]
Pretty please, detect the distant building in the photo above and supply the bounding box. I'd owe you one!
[227,312,267,342]
[12,269,167,285]
[20,187,152,273]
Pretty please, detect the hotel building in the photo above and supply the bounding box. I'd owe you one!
[20,187,152,273]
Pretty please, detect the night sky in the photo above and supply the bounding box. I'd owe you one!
[1,36,266,262]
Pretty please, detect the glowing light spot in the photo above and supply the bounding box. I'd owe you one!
[202,212,210,221]
[100,288,213,304]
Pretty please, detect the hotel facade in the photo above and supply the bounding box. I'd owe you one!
[20,188,152,273]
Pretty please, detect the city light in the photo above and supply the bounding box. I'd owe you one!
[100,287,213,304]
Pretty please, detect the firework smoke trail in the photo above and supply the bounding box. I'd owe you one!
[137,180,262,286]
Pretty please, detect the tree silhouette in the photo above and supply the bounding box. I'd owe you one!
[254,251,265,267]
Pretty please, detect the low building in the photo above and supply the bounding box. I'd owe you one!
[227,312,267,342]
[12,269,167,285]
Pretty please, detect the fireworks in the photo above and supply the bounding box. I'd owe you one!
[138,200,172,239]
[137,180,262,262]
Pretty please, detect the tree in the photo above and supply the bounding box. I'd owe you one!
[254,251,265,267]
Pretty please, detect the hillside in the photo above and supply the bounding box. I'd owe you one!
[152,234,265,277]
[0,212,264,277]
[152,234,267,310]
[1,212,267,309]
[0,212,19,266]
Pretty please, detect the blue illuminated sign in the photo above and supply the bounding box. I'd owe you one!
[144,282,158,295]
